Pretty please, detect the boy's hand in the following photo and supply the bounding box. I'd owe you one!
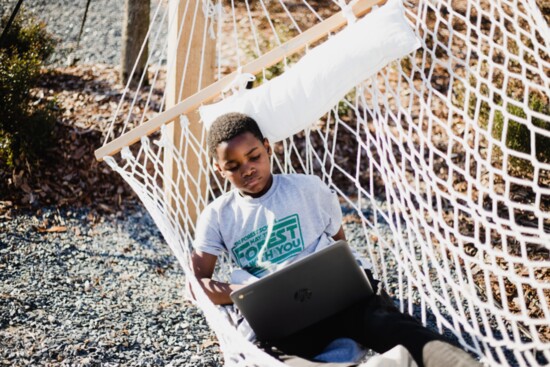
[191,250,243,305]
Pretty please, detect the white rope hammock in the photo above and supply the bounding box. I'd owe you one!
[96,0,550,366]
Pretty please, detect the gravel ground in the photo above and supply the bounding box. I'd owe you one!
[0,207,223,366]
[1,0,167,66]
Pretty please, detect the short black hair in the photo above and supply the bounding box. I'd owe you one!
[207,112,264,159]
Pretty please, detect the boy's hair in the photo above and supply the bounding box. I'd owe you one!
[207,112,264,159]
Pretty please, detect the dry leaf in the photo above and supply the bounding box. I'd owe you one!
[37,225,67,233]
[21,183,32,193]
[98,203,113,213]
[73,146,87,160]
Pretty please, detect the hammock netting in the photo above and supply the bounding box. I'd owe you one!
[97,0,550,366]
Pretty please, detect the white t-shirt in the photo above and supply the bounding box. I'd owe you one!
[194,174,343,277]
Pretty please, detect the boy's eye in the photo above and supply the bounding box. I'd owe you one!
[250,155,260,161]
[227,165,239,172]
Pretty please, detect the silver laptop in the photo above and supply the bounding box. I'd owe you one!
[230,240,374,341]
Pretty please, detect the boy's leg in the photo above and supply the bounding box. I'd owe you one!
[338,270,480,367]
[334,294,443,367]
[259,270,480,367]
[256,281,422,364]
[257,314,348,360]
[257,339,357,367]
[258,269,436,365]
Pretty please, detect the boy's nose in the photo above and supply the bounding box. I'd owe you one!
[241,164,255,177]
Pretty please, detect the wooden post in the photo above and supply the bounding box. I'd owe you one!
[165,0,216,233]
[121,0,150,85]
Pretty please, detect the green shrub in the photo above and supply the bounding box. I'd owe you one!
[455,74,550,170]
[0,9,58,168]
[489,93,550,164]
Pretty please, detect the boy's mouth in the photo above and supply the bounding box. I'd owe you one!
[244,176,261,189]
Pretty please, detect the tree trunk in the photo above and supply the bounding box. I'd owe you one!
[121,0,149,86]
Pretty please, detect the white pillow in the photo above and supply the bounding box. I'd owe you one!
[199,0,420,142]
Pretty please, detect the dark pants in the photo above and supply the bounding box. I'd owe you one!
[258,270,445,367]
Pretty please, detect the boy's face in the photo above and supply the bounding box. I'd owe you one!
[214,132,273,198]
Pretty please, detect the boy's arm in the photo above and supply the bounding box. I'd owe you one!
[191,250,244,305]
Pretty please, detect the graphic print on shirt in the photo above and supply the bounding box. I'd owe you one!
[231,214,304,276]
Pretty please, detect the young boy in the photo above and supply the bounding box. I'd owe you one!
[191,112,480,367]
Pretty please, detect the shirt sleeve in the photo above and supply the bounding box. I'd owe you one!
[315,176,343,237]
[193,204,226,256]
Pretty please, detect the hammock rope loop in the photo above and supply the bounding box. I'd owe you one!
[201,0,221,39]
[337,0,357,24]
[222,67,256,96]
[121,146,133,161]
[154,124,169,148]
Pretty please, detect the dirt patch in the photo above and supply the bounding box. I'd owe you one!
[0,65,158,219]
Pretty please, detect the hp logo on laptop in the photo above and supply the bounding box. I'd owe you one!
[294,288,312,302]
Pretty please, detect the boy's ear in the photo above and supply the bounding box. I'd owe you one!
[263,138,272,155]
[213,161,225,177]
